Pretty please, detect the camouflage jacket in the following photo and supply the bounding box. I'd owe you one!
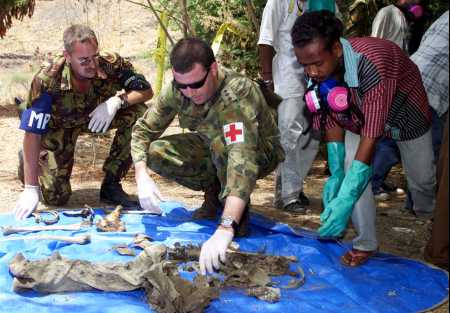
[26,52,141,128]
[131,67,285,200]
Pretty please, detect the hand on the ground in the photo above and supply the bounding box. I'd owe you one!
[14,185,40,220]
[88,96,122,133]
[136,172,163,214]
[320,161,373,237]
[199,228,234,275]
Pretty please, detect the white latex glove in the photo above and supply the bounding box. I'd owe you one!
[14,185,40,220]
[199,229,234,275]
[136,172,163,214]
[88,96,122,133]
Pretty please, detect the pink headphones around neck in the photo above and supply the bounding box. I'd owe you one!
[409,5,424,19]
[304,78,349,113]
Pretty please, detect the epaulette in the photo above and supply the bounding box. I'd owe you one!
[98,50,128,76]
[98,50,119,64]
[31,53,66,100]
[226,73,255,99]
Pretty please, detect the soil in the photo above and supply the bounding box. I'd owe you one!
[0,1,447,312]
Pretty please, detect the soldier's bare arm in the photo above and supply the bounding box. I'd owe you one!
[23,133,41,186]
[120,87,153,108]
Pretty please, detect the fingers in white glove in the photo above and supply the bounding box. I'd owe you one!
[137,174,164,214]
[199,229,234,275]
[139,195,163,214]
[88,112,106,133]
[88,96,121,133]
[101,119,112,134]
[13,185,40,220]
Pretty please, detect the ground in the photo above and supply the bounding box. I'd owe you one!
[0,1,447,312]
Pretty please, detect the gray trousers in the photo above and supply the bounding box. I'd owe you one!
[397,129,436,216]
[276,97,319,206]
[346,129,436,251]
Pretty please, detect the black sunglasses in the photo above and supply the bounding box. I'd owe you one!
[173,67,211,90]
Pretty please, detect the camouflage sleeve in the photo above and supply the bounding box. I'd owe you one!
[219,78,264,202]
[100,51,135,73]
[131,84,179,164]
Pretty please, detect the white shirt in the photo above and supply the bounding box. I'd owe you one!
[258,0,341,99]
[258,0,306,99]
[371,5,409,51]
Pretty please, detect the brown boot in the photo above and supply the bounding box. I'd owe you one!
[192,181,223,220]
[235,203,251,237]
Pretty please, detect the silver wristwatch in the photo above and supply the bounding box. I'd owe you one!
[220,216,238,232]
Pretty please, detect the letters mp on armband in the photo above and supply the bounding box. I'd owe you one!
[19,92,52,135]
[224,122,245,145]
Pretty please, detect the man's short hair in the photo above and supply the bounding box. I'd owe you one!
[291,10,343,51]
[170,38,216,73]
[63,24,98,53]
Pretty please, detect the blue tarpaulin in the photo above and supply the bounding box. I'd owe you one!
[0,202,448,313]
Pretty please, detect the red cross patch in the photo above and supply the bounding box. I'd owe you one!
[223,122,244,145]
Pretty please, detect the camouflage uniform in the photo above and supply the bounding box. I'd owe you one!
[131,68,285,202]
[345,0,387,37]
[21,52,148,205]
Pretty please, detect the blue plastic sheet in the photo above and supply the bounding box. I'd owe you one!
[0,202,448,313]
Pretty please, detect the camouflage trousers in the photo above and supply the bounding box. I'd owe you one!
[38,103,147,205]
[146,132,280,200]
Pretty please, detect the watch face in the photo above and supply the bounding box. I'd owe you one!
[220,217,234,227]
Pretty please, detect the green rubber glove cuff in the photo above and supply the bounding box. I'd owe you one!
[322,142,346,215]
[327,142,345,176]
[319,160,373,237]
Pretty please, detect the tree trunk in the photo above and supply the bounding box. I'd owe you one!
[179,0,196,37]
[245,0,259,38]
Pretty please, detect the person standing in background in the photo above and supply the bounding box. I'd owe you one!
[258,0,340,213]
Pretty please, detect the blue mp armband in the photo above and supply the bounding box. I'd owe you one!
[19,92,52,135]
[118,70,151,91]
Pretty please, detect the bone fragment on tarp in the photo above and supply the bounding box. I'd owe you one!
[2,234,90,245]
[1,222,87,236]
[96,205,126,232]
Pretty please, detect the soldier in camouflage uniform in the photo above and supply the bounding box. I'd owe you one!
[131,38,284,275]
[345,0,388,37]
[14,24,153,220]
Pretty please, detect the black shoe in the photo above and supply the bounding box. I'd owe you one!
[18,149,24,185]
[192,181,223,220]
[298,191,310,206]
[283,201,306,214]
[381,182,397,193]
[100,182,139,208]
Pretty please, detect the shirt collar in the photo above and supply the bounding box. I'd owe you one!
[340,38,361,88]
[205,67,227,106]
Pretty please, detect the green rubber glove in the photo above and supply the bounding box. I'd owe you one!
[321,142,345,222]
[319,160,373,237]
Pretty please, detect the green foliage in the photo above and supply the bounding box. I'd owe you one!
[158,0,266,77]
[155,0,449,78]
[0,0,35,37]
